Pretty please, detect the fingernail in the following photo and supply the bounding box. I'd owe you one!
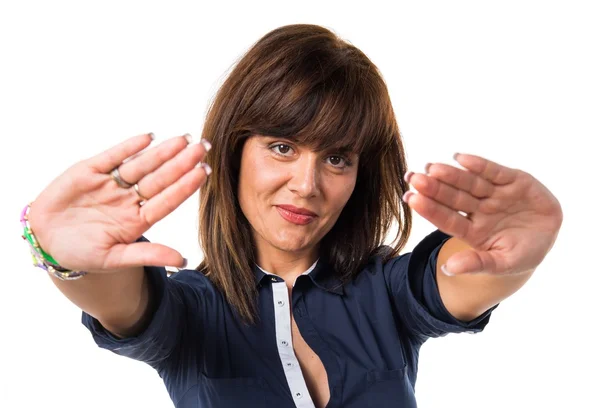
[183,133,193,144]
[200,138,212,152]
[177,258,188,270]
[453,153,460,161]
[441,264,455,276]
[404,171,414,183]
[424,162,432,174]
[148,132,155,141]
[202,163,213,175]
[402,191,413,203]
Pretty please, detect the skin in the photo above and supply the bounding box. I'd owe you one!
[237,135,359,283]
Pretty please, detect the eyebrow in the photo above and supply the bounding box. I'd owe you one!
[263,135,358,156]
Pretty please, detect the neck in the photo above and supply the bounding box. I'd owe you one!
[255,245,319,282]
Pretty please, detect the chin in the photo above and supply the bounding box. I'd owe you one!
[271,232,314,253]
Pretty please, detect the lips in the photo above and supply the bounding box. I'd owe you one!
[275,205,317,225]
[276,204,317,216]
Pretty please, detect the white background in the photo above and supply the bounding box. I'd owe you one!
[1,1,598,407]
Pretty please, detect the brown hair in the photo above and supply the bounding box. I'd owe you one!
[197,24,412,323]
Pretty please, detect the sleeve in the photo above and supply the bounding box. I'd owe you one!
[81,248,188,370]
[384,229,498,342]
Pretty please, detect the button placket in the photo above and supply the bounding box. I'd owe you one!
[270,277,316,408]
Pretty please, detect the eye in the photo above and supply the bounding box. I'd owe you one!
[269,143,294,156]
[326,155,351,169]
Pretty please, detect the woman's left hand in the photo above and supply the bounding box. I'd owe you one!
[403,153,563,276]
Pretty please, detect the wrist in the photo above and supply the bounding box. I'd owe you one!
[21,202,87,281]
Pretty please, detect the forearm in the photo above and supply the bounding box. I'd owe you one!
[435,237,535,321]
[49,266,151,337]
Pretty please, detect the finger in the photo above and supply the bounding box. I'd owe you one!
[105,241,186,268]
[87,133,155,173]
[136,140,208,199]
[453,153,518,186]
[140,165,210,226]
[422,163,495,198]
[407,172,480,214]
[403,191,471,239]
[118,134,194,186]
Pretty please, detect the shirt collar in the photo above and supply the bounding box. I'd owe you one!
[253,258,344,295]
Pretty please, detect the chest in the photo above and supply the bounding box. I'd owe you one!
[193,274,415,407]
[291,314,330,408]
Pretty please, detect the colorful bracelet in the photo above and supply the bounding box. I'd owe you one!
[21,203,87,281]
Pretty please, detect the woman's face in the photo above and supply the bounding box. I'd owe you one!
[238,135,359,260]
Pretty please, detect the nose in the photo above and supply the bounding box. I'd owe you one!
[287,153,320,198]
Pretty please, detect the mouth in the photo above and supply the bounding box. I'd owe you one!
[275,205,317,225]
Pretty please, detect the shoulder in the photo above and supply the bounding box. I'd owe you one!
[345,251,411,294]
[373,230,452,277]
[355,229,451,292]
[360,250,411,280]
[169,268,212,286]
[166,268,224,303]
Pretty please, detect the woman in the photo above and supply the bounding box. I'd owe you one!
[23,24,562,407]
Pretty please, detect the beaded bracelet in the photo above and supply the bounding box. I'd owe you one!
[21,203,87,281]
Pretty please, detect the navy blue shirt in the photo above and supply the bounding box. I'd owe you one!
[82,229,496,407]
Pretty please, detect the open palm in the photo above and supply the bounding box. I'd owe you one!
[28,133,211,273]
[403,153,563,275]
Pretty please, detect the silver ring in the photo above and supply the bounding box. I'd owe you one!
[110,167,134,189]
[133,183,148,204]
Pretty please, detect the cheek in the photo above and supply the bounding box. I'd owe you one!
[341,185,357,209]
[239,155,285,209]
[257,160,286,191]
[326,176,357,213]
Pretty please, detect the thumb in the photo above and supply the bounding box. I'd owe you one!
[107,242,187,269]
[442,248,497,276]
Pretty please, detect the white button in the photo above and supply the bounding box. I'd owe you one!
[277,299,285,307]
[285,362,294,368]
[280,340,289,347]
[294,391,303,399]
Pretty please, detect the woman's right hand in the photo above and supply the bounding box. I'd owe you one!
[28,133,211,273]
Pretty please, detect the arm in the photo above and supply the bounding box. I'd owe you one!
[383,230,497,342]
[49,267,151,338]
[403,153,562,322]
[28,201,153,339]
[435,237,534,321]
[25,133,207,339]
